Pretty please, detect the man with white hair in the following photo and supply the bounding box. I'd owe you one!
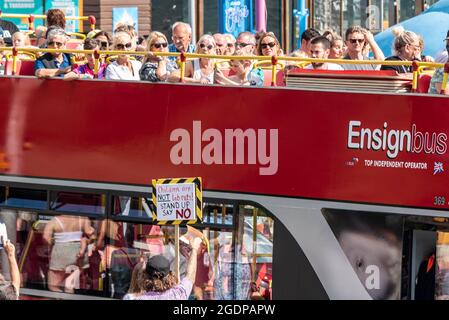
[235,31,256,55]
[168,21,195,62]
[35,27,72,78]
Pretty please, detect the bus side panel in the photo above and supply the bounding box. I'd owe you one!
[0,78,448,210]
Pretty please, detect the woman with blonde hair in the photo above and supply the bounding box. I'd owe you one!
[105,32,141,80]
[380,26,423,74]
[323,30,345,59]
[178,34,216,84]
[140,31,178,82]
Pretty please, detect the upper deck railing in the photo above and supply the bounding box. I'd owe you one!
[0,45,448,94]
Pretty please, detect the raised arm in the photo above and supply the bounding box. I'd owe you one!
[365,30,385,61]
[185,236,203,283]
[4,239,20,296]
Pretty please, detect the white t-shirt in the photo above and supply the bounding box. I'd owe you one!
[106,60,142,81]
[305,63,344,71]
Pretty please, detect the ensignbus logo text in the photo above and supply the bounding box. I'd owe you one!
[169,121,278,175]
[347,120,448,159]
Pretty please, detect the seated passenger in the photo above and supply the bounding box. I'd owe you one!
[428,49,449,95]
[12,31,31,47]
[380,26,422,74]
[215,51,264,86]
[168,22,195,62]
[256,32,283,68]
[291,28,321,58]
[11,32,35,61]
[306,36,344,71]
[105,32,141,81]
[343,26,384,70]
[224,34,236,55]
[257,32,283,57]
[235,31,257,55]
[34,27,72,78]
[139,31,177,82]
[64,38,107,80]
[213,33,227,55]
[182,34,217,84]
[34,26,47,48]
[323,30,345,59]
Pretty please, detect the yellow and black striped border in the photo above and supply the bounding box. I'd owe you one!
[151,177,202,225]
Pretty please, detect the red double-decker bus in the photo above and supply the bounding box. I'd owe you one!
[0,71,448,300]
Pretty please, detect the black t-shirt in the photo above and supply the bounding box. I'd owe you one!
[380,56,412,74]
[0,19,20,46]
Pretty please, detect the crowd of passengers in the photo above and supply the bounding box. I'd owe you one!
[0,8,448,93]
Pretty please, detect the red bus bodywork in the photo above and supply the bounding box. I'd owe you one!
[0,77,448,210]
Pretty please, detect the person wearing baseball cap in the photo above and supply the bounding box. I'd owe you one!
[123,234,203,300]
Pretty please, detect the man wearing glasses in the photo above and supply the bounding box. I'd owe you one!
[35,27,71,78]
[168,22,195,62]
[235,31,257,55]
[343,26,384,71]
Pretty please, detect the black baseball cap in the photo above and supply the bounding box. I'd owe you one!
[146,255,170,277]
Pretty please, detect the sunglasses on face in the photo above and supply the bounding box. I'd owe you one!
[236,42,253,48]
[349,39,364,44]
[199,43,214,50]
[116,42,132,49]
[227,43,235,47]
[48,41,64,47]
[261,42,276,49]
[100,41,109,49]
[152,42,168,49]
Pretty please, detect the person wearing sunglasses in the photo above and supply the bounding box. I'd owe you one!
[179,34,217,84]
[106,32,141,81]
[224,34,236,55]
[64,38,107,80]
[257,32,282,57]
[140,31,177,82]
[35,27,72,78]
[235,31,257,55]
[380,26,426,74]
[343,25,384,71]
[255,32,283,68]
